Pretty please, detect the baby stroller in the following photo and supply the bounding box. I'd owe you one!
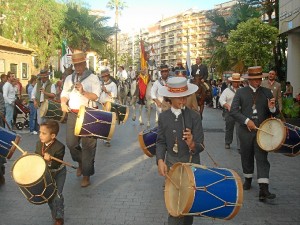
[14,100,30,130]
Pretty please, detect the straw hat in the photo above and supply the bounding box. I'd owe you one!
[228,73,244,82]
[242,66,268,79]
[72,52,87,64]
[158,77,198,98]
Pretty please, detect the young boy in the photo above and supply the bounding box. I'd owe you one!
[156,77,205,225]
[35,120,66,225]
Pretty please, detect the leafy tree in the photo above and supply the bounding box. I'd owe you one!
[226,18,278,71]
[206,2,261,75]
[106,0,127,74]
[61,3,114,53]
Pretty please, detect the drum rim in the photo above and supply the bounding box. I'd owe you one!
[107,112,117,140]
[11,153,47,186]
[165,162,195,217]
[223,168,243,220]
[122,106,129,124]
[257,118,286,152]
[104,101,112,111]
[138,130,154,157]
[74,105,86,136]
[39,99,49,117]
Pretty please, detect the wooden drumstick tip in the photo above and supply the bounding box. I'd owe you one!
[11,141,27,155]
[256,128,274,136]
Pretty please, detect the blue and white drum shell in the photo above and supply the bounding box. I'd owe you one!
[74,106,116,141]
[0,126,21,159]
[165,163,243,220]
[138,127,158,157]
[257,118,300,157]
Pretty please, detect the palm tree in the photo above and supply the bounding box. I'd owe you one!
[106,0,126,76]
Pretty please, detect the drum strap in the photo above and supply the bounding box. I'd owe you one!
[50,164,65,173]
[69,69,92,92]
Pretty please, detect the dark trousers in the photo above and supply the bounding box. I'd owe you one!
[48,166,66,219]
[168,215,193,225]
[66,112,97,176]
[238,126,270,182]
[224,111,240,148]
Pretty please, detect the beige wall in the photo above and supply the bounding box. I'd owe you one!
[279,0,300,34]
[0,49,36,91]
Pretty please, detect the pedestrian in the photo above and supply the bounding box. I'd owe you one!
[2,71,16,130]
[27,75,38,134]
[283,81,293,98]
[35,120,66,225]
[151,65,170,114]
[98,69,117,147]
[61,52,101,187]
[31,69,56,125]
[230,66,279,202]
[0,91,6,185]
[156,76,204,225]
[0,73,7,93]
[219,73,243,150]
[261,70,282,111]
[191,57,208,81]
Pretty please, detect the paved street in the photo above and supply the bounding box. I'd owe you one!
[0,106,299,225]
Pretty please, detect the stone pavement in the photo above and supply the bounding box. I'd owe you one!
[0,106,299,225]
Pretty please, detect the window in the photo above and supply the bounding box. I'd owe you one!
[10,63,17,76]
[21,63,28,79]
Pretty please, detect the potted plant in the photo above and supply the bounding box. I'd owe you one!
[281,97,300,126]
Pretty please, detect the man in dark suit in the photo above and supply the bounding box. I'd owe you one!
[156,77,204,225]
[230,66,279,202]
[191,57,208,81]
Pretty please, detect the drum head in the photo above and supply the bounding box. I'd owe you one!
[74,105,86,135]
[12,154,46,185]
[257,118,286,152]
[165,163,195,217]
[39,100,48,117]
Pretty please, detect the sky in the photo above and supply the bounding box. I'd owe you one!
[84,0,229,33]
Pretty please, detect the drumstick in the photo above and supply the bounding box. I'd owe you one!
[12,141,77,169]
[11,141,27,154]
[49,156,78,169]
[256,128,274,136]
[165,174,179,190]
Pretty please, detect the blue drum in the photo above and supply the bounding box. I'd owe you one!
[0,127,21,159]
[74,106,116,141]
[257,118,300,157]
[138,127,158,157]
[165,163,243,220]
[11,154,57,205]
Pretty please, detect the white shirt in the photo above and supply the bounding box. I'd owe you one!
[219,86,236,107]
[3,82,16,104]
[117,70,128,81]
[31,82,56,102]
[99,80,118,104]
[151,78,167,103]
[61,73,101,110]
[128,70,136,80]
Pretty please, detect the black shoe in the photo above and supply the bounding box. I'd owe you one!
[243,178,252,190]
[259,183,276,202]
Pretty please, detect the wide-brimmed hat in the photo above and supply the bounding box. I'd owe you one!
[37,69,50,78]
[228,73,244,82]
[243,66,268,79]
[158,77,198,98]
[72,52,87,64]
[100,69,110,77]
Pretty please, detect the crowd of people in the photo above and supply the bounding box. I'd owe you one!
[0,52,298,225]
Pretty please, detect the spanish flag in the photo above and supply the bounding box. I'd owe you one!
[140,39,148,70]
